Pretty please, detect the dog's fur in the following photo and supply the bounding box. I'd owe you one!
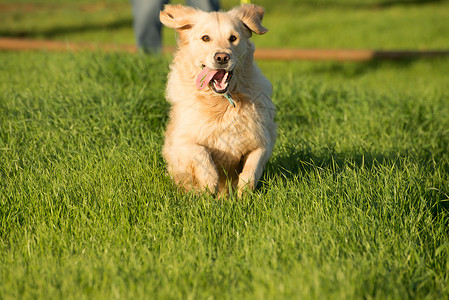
[160,4,276,194]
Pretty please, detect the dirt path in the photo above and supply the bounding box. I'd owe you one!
[0,2,128,12]
[1,37,449,61]
[0,37,138,53]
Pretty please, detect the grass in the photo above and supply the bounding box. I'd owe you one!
[1,51,448,299]
[1,0,449,49]
[1,0,449,299]
[252,2,449,49]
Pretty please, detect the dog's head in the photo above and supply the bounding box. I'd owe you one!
[160,4,268,94]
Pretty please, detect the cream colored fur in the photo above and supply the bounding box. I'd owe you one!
[160,4,277,194]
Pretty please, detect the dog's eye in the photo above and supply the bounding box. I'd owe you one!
[229,35,237,42]
[201,35,211,42]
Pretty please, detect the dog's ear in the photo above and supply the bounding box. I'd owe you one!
[230,4,268,36]
[160,4,199,30]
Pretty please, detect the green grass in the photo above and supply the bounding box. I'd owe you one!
[252,2,449,49]
[1,51,448,299]
[1,0,449,299]
[1,0,449,49]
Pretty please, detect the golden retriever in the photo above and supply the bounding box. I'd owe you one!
[160,4,276,195]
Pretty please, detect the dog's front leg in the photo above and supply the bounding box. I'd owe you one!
[171,144,219,193]
[237,147,268,195]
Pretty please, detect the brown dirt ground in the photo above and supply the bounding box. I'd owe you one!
[1,37,449,61]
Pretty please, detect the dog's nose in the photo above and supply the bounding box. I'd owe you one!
[214,52,230,65]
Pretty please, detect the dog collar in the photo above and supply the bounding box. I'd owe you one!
[224,93,236,107]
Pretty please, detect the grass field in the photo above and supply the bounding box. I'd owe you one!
[1,0,449,49]
[1,0,449,299]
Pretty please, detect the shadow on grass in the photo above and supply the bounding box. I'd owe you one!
[307,58,418,78]
[262,143,449,215]
[0,17,132,39]
[376,0,443,7]
[297,0,442,9]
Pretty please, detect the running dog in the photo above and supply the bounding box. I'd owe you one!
[160,4,276,195]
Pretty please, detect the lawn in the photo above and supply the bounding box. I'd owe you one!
[1,0,449,49]
[1,0,449,299]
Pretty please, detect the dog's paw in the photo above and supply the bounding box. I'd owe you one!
[237,176,255,197]
[202,175,219,194]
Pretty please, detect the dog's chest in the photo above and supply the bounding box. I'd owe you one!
[200,102,266,160]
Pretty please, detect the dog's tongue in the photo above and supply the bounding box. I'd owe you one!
[196,67,219,90]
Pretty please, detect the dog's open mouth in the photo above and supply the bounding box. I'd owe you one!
[211,69,233,93]
[196,67,233,94]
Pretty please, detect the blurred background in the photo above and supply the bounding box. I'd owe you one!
[1,0,448,52]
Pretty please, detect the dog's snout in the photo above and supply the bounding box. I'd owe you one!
[214,52,230,65]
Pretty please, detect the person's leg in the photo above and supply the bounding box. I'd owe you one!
[131,0,168,53]
[186,0,219,12]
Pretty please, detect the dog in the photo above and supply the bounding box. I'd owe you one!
[160,4,276,195]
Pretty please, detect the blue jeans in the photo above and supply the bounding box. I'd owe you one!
[131,0,220,52]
